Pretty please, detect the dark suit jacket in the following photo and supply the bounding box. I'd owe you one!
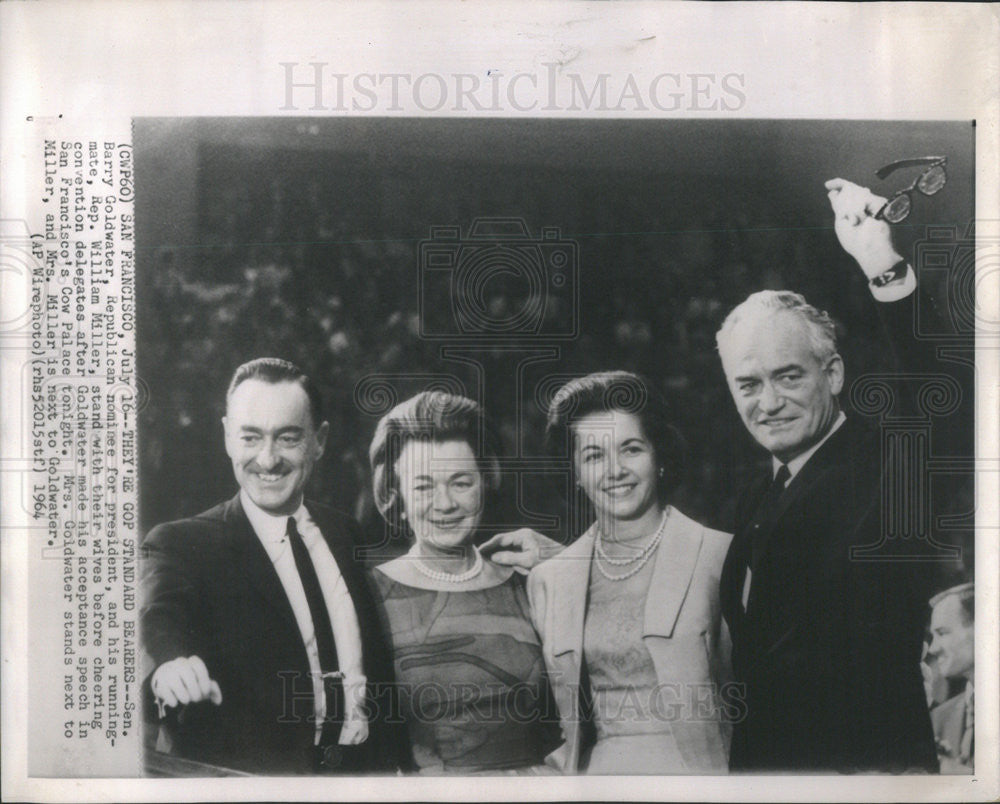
[721,293,942,773]
[140,494,404,774]
[930,692,973,773]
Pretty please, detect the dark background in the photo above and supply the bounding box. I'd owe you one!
[135,117,975,577]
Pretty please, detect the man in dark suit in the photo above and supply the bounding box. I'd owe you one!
[141,358,402,775]
[926,582,975,773]
[715,179,941,771]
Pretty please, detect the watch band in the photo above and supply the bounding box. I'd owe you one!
[869,259,910,288]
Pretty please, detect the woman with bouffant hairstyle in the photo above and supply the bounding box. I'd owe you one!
[368,390,559,774]
[528,371,735,774]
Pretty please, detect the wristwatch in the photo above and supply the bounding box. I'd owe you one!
[869,259,910,288]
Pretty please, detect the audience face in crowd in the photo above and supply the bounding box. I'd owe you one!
[572,408,661,526]
[928,593,975,683]
[718,309,843,464]
[223,379,329,516]
[393,438,484,555]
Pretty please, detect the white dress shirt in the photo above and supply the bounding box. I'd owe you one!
[773,410,848,483]
[744,412,849,608]
[241,491,368,745]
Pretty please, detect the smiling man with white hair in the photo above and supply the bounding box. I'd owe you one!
[715,178,941,772]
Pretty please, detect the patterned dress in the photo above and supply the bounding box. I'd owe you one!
[371,569,556,774]
[583,556,688,773]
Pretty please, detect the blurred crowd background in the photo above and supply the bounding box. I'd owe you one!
[136,118,974,580]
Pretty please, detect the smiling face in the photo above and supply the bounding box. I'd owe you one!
[394,438,484,554]
[223,379,328,516]
[928,595,975,681]
[720,310,844,464]
[572,409,660,525]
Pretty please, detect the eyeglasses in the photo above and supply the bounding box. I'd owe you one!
[874,156,947,223]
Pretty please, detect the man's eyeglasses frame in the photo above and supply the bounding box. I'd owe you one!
[874,156,947,223]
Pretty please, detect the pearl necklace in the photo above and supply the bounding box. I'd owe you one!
[412,547,484,583]
[594,507,669,582]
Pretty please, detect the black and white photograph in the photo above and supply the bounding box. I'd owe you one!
[2,3,997,801]
[135,117,976,777]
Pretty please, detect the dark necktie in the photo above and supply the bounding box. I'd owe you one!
[749,464,791,579]
[960,687,974,763]
[286,517,342,728]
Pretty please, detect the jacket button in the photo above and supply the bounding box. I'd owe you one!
[321,745,343,769]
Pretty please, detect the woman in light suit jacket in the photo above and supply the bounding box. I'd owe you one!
[527,371,735,774]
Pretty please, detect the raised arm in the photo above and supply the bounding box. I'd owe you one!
[825,177,915,302]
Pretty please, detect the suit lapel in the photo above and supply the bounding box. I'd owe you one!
[223,494,300,632]
[548,528,594,660]
[307,502,352,580]
[305,501,388,678]
[305,502,369,618]
[751,421,853,563]
[643,509,703,638]
[545,528,594,773]
[741,423,854,657]
[723,473,768,636]
[781,421,851,523]
[943,698,966,756]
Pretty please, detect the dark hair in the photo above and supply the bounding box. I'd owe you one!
[226,357,324,427]
[545,371,685,503]
[930,582,975,626]
[369,391,502,531]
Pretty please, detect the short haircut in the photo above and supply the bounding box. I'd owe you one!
[369,391,502,530]
[545,371,685,502]
[226,358,324,427]
[716,290,839,364]
[930,581,975,625]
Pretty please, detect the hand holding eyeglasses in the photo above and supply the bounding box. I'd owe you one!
[825,177,903,280]
[874,156,947,223]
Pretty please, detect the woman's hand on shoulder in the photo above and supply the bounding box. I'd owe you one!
[480,529,564,573]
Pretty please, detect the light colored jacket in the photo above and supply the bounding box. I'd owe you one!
[526,508,733,773]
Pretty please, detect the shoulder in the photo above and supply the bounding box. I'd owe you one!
[930,693,966,729]
[306,500,373,564]
[371,556,409,593]
[367,559,398,601]
[306,499,363,536]
[528,528,593,587]
[700,523,733,564]
[670,508,732,563]
[142,499,232,553]
[527,529,592,613]
[733,468,770,523]
[812,417,879,477]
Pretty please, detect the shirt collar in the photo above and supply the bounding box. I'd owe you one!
[240,489,307,544]
[774,410,847,481]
